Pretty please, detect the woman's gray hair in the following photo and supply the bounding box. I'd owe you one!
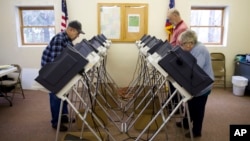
[179,29,198,44]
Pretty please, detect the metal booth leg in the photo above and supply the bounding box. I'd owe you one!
[185,102,194,141]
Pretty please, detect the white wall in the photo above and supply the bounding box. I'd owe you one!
[0,0,250,89]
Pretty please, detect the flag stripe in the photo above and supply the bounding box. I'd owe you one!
[61,0,68,31]
[165,0,175,39]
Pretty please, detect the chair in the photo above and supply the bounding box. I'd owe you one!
[0,64,25,101]
[210,53,226,89]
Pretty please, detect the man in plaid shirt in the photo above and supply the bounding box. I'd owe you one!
[41,20,84,131]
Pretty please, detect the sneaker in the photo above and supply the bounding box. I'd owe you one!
[185,132,201,138]
[176,122,189,129]
[61,115,75,124]
[52,124,68,132]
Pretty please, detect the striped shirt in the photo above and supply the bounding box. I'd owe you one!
[170,20,188,47]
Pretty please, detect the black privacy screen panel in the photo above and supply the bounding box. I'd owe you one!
[35,47,88,93]
[158,47,213,96]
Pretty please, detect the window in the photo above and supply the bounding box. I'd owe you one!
[19,7,55,45]
[190,7,225,45]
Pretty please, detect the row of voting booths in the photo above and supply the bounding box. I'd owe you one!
[35,34,213,141]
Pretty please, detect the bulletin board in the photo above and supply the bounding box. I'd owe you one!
[98,3,148,42]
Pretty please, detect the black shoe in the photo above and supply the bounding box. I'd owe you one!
[176,122,189,129]
[61,115,75,124]
[185,132,201,138]
[52,124,68,132]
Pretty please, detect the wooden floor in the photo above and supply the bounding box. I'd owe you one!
[0,88,250,141]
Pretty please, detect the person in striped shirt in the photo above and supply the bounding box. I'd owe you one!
[167,8,188,47]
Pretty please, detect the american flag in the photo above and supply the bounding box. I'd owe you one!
[165,0,175,38]
[61,0,68,31]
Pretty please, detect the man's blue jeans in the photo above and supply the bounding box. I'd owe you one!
[49,93,68,126]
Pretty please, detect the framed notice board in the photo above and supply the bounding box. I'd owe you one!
[98,3,148,42]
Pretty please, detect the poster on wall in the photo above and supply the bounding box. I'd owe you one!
[100,6,121,39]
[128,14,140,33]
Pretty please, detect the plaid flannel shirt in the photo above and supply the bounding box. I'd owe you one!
[41,31,73,67]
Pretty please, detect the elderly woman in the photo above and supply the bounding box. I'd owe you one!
[176,29,214,138]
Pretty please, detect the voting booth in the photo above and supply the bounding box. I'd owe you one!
[35,46,89,93]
